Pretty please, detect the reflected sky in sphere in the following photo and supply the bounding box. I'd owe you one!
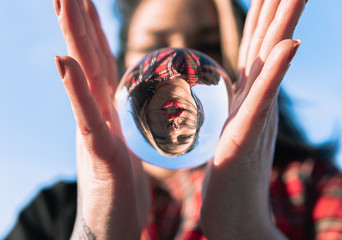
[116,48,229,169]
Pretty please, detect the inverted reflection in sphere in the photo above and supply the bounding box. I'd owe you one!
[115,48,230,169]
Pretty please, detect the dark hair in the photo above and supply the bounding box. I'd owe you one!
[114,0,338,163]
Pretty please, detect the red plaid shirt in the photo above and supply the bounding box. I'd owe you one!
[124,48,222,92]
[141,158,342,240]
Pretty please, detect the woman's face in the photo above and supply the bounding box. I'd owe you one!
[125,0,221,68]
[146,78,198,154]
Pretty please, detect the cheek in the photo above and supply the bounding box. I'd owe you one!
[147,111,165,128]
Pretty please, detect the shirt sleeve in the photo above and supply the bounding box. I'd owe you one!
[5,181,77,240]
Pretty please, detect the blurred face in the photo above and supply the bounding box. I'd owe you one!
[146,78,198,155]
[125,0,221,68]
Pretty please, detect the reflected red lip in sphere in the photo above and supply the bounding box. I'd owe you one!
[161,100,184,119]
[162,100,184,109]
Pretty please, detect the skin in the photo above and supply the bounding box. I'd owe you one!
[53,0,306,238]
[126,0,222,69]
[147,77,198,154]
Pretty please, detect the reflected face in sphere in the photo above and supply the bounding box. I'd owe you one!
[146,78,198,155]
[116,48,228,169]
[125,0,220,68]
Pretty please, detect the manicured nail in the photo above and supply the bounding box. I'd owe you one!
[55,56,65,79]
[288,40,301,64]
[55,0,61,16]
[83,0,92,10]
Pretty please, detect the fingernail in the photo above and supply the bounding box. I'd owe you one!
[305,0,308,4]
[55,56,65,79]
[288,40,301,64]
[55,0,61,16]
[83,0,91,10]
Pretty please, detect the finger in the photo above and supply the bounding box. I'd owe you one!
[85,0,118,98]
[80,0,109,82]
[217,40,300,160]
[54,0,112,120]
[55,56,109,139]
[79,0,116,105]
[258,0,306,61]
[238,0,264,73]
[240,0,306,95]
[244,0,281,75]
[54,56,118,160]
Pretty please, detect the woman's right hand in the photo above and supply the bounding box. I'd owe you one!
[201,0,305,238]
[53,0,151,239]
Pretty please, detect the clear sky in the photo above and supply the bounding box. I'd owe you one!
[1,0,341,237]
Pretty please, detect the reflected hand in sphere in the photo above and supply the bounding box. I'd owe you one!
[115,48,230,169]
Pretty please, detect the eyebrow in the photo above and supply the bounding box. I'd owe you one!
[130,25,220,54]
[154,134,195,146]
[147,25,219,37]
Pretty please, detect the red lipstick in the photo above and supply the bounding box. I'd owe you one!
[161,100,184,119]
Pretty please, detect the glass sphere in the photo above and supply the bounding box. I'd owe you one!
[115,48,230,169]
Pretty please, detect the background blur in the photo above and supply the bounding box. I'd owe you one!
[1,0,341,237]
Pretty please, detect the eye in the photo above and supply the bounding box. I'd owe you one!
[180,118,198,129]
[197,43,221,58]
[178,135,193,141]
[153,135,168,144]
[139,42,169,54]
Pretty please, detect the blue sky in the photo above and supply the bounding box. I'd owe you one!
[0,0,341,237]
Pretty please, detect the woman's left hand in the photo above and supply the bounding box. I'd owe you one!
[201,0,305,239]
[53,0,151,238]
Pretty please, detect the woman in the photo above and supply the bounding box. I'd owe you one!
[6,0,342,239]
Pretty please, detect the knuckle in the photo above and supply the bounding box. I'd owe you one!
[79,121,106,137]
[258,106,270,119]
[229,132,243,150]
[89,71,105,84]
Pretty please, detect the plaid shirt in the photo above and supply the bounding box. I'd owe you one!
[6,159,342,240]
[141,158,342,240]
[124,48,222,93]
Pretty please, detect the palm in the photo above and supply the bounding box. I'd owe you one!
[54,0,150,237]
[201,0,306,238]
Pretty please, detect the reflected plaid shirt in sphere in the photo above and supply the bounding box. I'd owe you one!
[124,48,222,92]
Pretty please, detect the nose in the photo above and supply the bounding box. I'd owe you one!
[169,33,188,48]
[167,122,179,130]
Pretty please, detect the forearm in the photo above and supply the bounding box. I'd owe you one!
[70,184,141,240]
[72,144,143,240]
[201,164,287,239]
[70,214,140,240]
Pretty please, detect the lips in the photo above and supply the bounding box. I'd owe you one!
[161,100,184,119]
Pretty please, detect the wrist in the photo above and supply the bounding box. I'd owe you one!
[73,180,142,239]
[201,163,275,238]
[71,208,141,240]
[201,210,287,240]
